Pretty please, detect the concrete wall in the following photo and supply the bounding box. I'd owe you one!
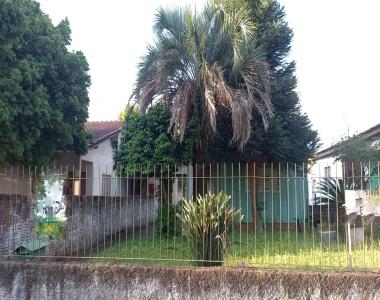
[0,194,157,257]
[1,262,380,299]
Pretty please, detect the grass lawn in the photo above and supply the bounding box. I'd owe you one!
[90,229,380,271]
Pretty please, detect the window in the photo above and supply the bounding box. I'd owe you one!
[324,166,331,178]
[102,174,111,196]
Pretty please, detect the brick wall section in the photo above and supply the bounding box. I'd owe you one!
[0,195,35,255]
[47,195,157,256]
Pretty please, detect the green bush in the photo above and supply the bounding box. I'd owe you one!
[156,204,181,238]
[34,217,65,241]
[178,192,241,266]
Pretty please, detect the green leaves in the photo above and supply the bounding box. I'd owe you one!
[0,0,90,166]
[115,104,198,176]
[178,191,241,266]
[133,0,272,153]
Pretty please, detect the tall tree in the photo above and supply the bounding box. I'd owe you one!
[208,0,320,162]
[0,0,91,166]
[131,1,272,155]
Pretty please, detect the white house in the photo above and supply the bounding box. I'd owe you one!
[309,122,380,209]
[58,120,125,197]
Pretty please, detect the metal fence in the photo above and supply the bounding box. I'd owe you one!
[0,161,379,271]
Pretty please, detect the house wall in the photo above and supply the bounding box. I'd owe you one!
[80,136,121,197]
[309,158,343,204]
[208,164,308,225]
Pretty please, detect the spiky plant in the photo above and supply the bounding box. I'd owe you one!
[132,0,272,151]
[317,178,345,206]
[178,192,241,266]
[317,178,347,236]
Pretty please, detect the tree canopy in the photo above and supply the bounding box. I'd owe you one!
[208,0,320,162]
[131,0,272,153]
[115,104,198,176]
[333,135,380,162]
[0,0,91,166]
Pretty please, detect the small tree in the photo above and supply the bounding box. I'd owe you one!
[115,104,199,237]
[178,192,241,266]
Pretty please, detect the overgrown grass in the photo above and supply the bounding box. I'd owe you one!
[90,229,380,271]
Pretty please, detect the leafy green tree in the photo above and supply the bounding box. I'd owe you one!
[118,103,139,121]
[0,0,91,166]
[115,104,198,176]
[334,135,380,162]
[208,0,320,162]
[131,1,272,154]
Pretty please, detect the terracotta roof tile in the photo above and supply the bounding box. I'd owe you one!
[85,120,124,145]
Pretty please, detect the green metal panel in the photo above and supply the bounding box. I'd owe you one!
[211,164,308,224]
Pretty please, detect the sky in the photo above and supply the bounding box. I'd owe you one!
[38,0,380,148]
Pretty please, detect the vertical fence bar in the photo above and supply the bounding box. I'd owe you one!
[152,165,156,250]
[159,164,163,259]
[132,165,136,258]
[202,162,205,263]
[181,163,185,261]
[231,161,235,261]
[174,163,178,262]
[278,162,282,265]
[335,161,340,268]
[209,162,212,264]
[118,167,122,258]
[145,162,149,260]
[238,161,242,258]
[361,161,365,268]
[223,162,227,263]
[263,162,267,264]
[139,164,143,259]
[253,162,257,261]
[246,162,249,264]
[294,162,298,265]
[286,162,290,265]
[271,162,274,266]
[302,162,306,267]
[126,164,133,258]
[167,163,170,260]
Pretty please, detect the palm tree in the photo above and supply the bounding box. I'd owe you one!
[131,0,272,152]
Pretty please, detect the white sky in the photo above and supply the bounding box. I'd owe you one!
[38,0,380,148]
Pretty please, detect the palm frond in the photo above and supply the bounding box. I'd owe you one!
[231,90,251,150]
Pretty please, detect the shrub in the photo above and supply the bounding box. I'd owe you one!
[178,192,241,266]
[34,217,65,241]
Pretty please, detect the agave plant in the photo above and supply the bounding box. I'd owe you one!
[317,178,345,206]
[178,192,241,266]
[132,0,272,151]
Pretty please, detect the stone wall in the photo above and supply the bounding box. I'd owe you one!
[1,262,380,299]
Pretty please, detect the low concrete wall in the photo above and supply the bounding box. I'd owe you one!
[1,262,380,299]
